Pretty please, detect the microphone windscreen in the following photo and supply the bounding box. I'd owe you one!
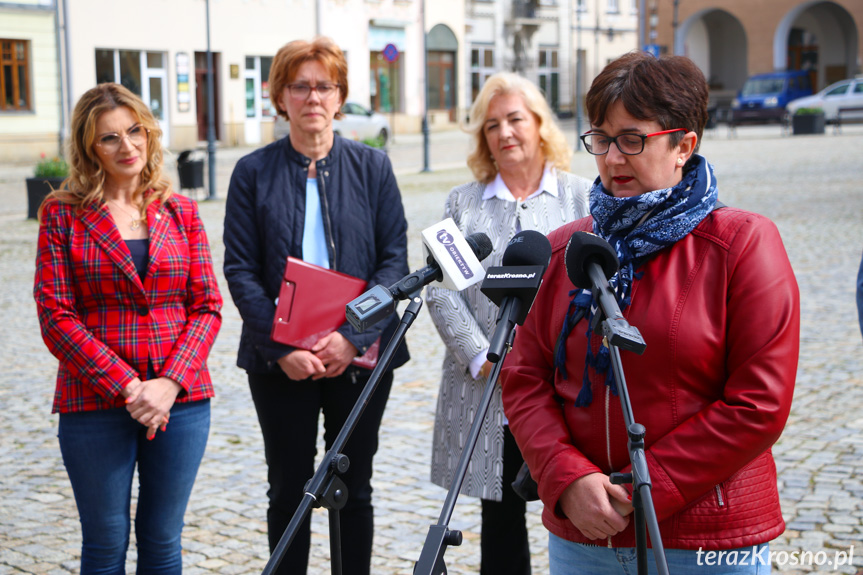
[502,230,552,269]
[466,232,493,262]
[565,231,619,289]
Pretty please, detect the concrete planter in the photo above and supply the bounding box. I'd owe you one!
[792,113,826,135]
[26,177,65,220]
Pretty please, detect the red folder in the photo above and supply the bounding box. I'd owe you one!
[271,257,379,369]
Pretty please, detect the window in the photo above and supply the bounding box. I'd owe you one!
[538,48,559,112]
[1,39,31,111]
[470,46,495,104]
[825,82,850,97]
[607,0,620,13]
[370,51,402,113]
[96,50,166,103]
[428,51,455,112]
[95,49,169,139]
[244,56,275,119]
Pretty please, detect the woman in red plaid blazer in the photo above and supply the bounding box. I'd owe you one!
[33,83,222,574]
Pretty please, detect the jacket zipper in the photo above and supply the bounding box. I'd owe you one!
[317,161,337,270]
[715,485,725,507]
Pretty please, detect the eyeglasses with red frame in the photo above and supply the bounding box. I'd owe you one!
[580,128,687,156]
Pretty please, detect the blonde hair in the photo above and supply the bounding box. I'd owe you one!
[270,37,348,121]
[39,83,172,220]
[465,72,572,184]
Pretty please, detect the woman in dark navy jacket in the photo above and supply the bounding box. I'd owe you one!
[223,37,409,575]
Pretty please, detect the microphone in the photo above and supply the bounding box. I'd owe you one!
[564,231,646,354]
[481,230,552,362]
[346,223,492,333]
[420,217,492,291]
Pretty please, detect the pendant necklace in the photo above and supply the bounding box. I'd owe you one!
[108,199,142,230]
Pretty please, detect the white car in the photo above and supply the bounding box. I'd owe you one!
[787,77,863,123]
[273,102,391,145]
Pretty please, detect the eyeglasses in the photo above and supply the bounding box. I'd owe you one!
[95,124,149,153]
[580,128,687,156]
[286,83,340,100]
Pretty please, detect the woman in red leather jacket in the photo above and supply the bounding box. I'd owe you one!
[500,52,799,574]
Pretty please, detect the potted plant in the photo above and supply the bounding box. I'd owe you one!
[791,107,826,136]
[27,153,69,219]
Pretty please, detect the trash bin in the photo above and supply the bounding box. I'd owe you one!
[177,150,205,194]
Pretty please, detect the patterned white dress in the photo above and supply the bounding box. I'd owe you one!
[426,169,591,500]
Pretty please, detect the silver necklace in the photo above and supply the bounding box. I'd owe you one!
[108,200,142,230]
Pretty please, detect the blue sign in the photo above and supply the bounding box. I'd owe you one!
[644,44,661,58]
[382,43,399,63]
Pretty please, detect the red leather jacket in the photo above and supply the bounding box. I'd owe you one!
[501,208,799,550]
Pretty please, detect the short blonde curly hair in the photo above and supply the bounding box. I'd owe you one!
[465,72,572,184]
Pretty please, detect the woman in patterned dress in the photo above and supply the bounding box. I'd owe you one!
[425,72,591,575]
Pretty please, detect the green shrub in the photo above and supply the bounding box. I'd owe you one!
[361,136,386,149]
[34,154,69,178]
[794,107,824,116]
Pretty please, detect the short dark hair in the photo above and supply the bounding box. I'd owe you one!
[585,51,708,151]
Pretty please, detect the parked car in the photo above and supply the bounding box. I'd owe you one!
[273,102,391,145]
[730,70,813,124]
[787,76,863,123]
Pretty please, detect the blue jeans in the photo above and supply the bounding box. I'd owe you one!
[58,400,210,575]
[549,533,772,575]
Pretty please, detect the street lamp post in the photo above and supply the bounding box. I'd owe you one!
[205,0,217,200]
[672,0,680,54]
[575,0,583,151]
[638,0,645,50]
[421,0,431,172]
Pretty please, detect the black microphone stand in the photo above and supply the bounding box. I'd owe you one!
[260,290,425,575]
[586,267,670,575]
[414,303,519,575]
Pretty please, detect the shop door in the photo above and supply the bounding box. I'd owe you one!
[428,51,455,122]
[195,52,221,142]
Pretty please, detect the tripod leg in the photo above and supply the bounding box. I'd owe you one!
[330,508,342,575]
[634,492,647,575]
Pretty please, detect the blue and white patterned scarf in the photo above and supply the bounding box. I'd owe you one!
[554,154,718,406]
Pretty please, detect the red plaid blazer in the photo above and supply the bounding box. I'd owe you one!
[34,193,223,413]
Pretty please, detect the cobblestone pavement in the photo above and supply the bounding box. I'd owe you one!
[1,124,862,574]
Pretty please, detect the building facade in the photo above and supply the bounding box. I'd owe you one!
[1,0,653,162]
[466,0,575,116]
[62,0,317,151]
[0,0,469,158]
[464,0,639,120]
[571,0,640,116]
[0,0,63,162]
[319,0,466,134]
[644,0,862,107]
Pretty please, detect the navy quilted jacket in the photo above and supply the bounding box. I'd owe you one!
[224,135,410,375]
